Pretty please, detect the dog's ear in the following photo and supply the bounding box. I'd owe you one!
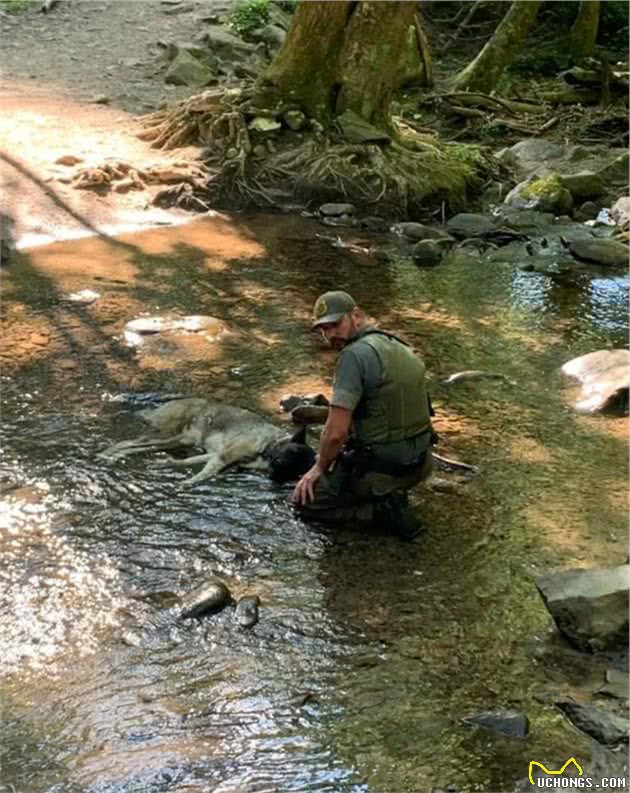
[290,425,307,445]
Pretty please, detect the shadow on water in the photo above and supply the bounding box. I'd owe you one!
[0,214,628,792]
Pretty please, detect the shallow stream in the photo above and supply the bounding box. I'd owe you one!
[1,213,628,793]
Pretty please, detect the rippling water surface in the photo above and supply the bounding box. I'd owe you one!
[1,214,628,793]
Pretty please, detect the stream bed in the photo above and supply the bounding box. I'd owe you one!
[1,213,628,793]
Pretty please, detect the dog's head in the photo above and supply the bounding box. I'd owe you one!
[267,426,316,483]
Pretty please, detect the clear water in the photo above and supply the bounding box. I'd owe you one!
[1,214,628,793]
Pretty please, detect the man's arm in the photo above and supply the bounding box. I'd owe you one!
[291,406,352,505]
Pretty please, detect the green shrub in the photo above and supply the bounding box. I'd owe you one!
[228,0,270,35]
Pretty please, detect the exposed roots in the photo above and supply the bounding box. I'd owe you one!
[134,87,492,216]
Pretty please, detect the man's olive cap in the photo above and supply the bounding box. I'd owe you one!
[311,290,357,328]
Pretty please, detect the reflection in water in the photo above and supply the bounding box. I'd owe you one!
[1,215,627,793]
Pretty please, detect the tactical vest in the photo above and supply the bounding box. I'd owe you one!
[345,329,431,445]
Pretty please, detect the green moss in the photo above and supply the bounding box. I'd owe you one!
[520,173,563,200]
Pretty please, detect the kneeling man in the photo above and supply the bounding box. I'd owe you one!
[292,290,434,540]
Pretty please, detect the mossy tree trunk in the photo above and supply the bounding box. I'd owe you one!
[569,0,600,60]
[261,0,419,129]
[452,0,543,94]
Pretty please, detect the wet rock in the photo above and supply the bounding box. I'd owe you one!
[90,94,111,105]
[569,238,628,267]
[561,349,629,414]
[248,116,281,134]
[611,197,630,230]
[391,221,450,241]
[462,709,529,738]
[560,171,605,200]
[518,257,575,276]
[235,595,259,628]
[410,239,443,266]
[506,174,573,215]
[283,109,306,131]
[574,201,600,222]
[597,669,629,701]
[319,203,356,217]
[446,213,497,238]
[535,563,630,651]
[180,579,231,619]
[555,701,629,746]
[336,109,390,144]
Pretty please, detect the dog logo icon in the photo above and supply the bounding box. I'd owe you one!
[528,757,583,785]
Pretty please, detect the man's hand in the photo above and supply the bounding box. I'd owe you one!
[292,463,324,505]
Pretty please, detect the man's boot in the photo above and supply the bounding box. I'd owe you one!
[374,492,424,541]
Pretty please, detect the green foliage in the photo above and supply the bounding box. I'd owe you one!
[0,0,34,11]
[228,0,270,35]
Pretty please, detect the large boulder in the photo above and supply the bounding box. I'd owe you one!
[559,171,605,200]
[535,564,630,651]
[445,213,497,238]
[561,349,629,414]
[505,174,573,214]
[568,238,628,267]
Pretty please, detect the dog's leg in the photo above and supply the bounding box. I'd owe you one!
[99,435,186,460]
[181,454,224,486]
[154,453,212,468]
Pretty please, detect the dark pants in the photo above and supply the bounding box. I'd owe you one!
[295,450,433,526]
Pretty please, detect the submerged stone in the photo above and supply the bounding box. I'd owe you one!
[180,579,231,619]
[569,238,628,267]
[235,595,260,628]
[462,709,529,738]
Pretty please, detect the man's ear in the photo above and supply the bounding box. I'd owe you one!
[290,425,307,445]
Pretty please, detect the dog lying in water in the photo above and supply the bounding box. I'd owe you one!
[100,398,316,486]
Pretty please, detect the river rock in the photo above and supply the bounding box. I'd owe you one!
[165,50,215,87]
[319,203,356,217]
[235,595,260,628]
[560,171,605,200]
[561,349,629,414]
[391,222,451,241]
[180,579,231,619]
[493,207,556,235]
[505,174,573,214]
[446,213,497,238]
[611,197,630,230]
[555,701,629,746]
[574,201,600,222]
[410,239,443,266]
[462,709,529,738]
[535,564,630,651]
[336,109,391,144]
[569,238,628,267]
